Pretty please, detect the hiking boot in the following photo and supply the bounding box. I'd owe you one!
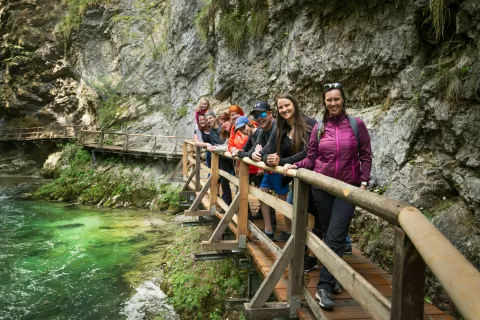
[315,288,334,309]
[303,255,318,273]
[274,231,291,242]
[344,243,352,255]
[333,282,342,294]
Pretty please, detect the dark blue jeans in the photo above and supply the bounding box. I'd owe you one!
[311,188,356,292]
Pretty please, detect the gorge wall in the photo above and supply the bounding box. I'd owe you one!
[1,0,479,315]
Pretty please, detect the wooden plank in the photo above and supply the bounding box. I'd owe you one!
[184,210,211,217]
[247,222,283,257]
[391,227,426,320]
[218,167,239,186]
[247,185,293,220]
[182,143,188,177]
[209,194,240,243]
[210,152,219,206]
[243,302,290,319]
[306,231,391,320]
[195,147,201,191]
[237,161,249,238]
[201,240,239,251]
[250,236,294,308]
[288,179,309,318]
[187,177,211,212]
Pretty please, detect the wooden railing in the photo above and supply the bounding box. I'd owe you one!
[0,125,89,141]
[182,140,480,320]
[79,130,188,157]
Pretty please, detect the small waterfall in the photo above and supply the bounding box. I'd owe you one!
[122,280,179,320]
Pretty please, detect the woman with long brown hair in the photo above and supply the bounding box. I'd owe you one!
[257,93,317,241]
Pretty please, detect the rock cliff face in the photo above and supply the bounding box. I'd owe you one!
[0,0,479,315]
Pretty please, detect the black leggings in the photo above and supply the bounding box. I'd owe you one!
[311,188,355,291]
[219,157,234,205]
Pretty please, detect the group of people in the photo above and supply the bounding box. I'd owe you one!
[192,83,372,310]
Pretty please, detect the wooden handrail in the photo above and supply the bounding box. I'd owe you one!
[183,139,480,320]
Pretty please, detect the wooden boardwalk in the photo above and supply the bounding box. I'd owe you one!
[187,169,454,320]
[0,126,186,159]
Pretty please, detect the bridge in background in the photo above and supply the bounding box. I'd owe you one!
[0,125,186,159]
[181,140,480,320]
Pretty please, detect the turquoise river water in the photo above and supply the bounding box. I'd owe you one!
[0,178,178,320]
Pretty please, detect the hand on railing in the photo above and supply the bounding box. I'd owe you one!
[251,150,262,162]
[230,147,239,157]
[283,163,297,176]
[266,153,280,167]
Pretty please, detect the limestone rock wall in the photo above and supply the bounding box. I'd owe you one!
[0,0,479,315]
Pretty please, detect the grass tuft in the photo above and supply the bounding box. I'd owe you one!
[429,0,448,41]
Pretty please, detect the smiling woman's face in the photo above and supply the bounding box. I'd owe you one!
[219,119,231,132]
[324,89,343,117]
[277,98,295,121]
[206,115,216,127]
[198,115,207,128]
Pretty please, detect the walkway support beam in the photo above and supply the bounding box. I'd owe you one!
[288,178,308,318]
[398,207,480,319]
[391,227,426,320]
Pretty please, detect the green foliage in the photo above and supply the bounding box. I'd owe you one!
[218,12,248,54]
[57,0,107,42]
[98,94,123,128]
[177,106,189,118]
[248,9,269,40]
[195,0,269,54]
[158,185,181,208]
[161,228,247,319]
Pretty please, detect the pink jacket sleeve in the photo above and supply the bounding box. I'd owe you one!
[294,123,319,170]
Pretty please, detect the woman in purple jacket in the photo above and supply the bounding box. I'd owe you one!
[284,82,372,309]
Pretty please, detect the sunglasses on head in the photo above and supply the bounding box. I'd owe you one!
[324,82,342,91]
[253,111,267,119]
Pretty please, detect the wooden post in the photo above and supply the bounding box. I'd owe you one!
[98,131,104,148]
[152,137,157,154]
[210,152,219,209]
[182,142,188,179]
[237,161,249,248]
[124,135,129,151]
[195,146,201,192]
[288,179,309,318]
[391,227,426,320]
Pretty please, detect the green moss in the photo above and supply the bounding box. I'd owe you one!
[160,228,247,319]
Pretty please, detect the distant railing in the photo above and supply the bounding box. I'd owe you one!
[79,130,189,156]
[0,125,90,141]
[182,139,480,320]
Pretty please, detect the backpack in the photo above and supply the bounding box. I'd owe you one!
[316,116,360,152]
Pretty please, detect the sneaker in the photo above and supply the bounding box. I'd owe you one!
[218,208,225,214]
[253,231,275,241]
[333,282,342,294]
[274,231,291,242]
[303,256,318,273]
[315,288,334,309]
[344,243,352,255]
